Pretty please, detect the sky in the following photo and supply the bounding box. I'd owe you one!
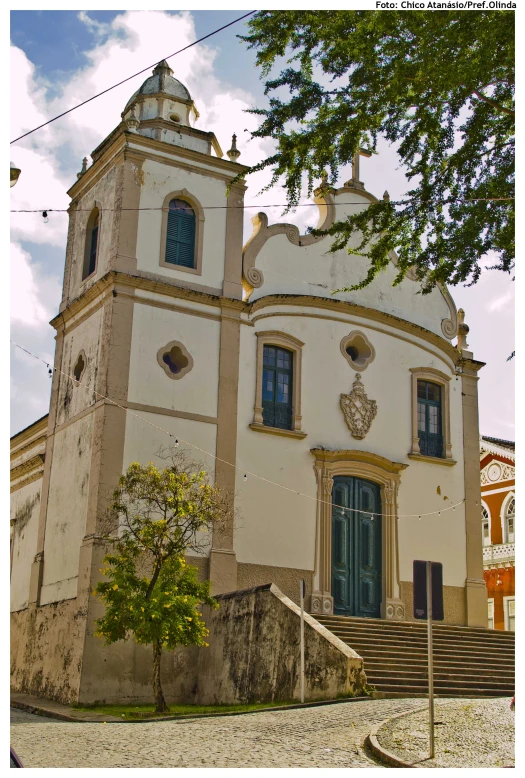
[10,9,515,440]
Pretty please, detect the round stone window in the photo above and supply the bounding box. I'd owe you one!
[340,331,375,371]
[157,341,193,380]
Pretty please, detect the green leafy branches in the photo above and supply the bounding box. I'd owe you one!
[238,10,514,292]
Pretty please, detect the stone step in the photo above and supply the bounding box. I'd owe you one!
[335,642,514,662]
[366,671,515,688]
[317,624,515,647]
[316,616,515,640]
[371,689,512,699]
[322,629,515,651]
[363,659,515,676]
[316,614,514,698]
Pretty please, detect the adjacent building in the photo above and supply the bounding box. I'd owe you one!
[481,436,515,631]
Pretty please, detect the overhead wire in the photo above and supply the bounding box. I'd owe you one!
[10,11,256,145]
[11,339,467,521]
[9,197,514,214]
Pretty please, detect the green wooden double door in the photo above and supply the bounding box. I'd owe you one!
[331,476,382,618]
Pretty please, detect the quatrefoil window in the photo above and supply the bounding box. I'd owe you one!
[157,341,193,380]
[340,331,375,371]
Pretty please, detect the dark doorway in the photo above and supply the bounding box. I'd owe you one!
[331,476,382,617]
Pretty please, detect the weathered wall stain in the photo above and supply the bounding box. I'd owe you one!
[13,493,40,536]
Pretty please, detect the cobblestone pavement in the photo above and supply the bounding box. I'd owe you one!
[376,698,515,768]
[11,699,426,768]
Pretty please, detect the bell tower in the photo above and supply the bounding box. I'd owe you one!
[29,62,248,701]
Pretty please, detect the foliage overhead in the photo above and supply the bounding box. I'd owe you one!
[93,453,228,712]
[240,10,515,293]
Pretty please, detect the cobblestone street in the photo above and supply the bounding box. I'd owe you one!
[11,699,425,768]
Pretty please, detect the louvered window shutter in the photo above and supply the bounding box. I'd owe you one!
[165,200,196,268]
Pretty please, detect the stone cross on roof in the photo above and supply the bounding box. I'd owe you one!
[345,147,373,190]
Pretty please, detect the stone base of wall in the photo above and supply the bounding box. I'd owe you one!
[193,584,366,705]
[399,581,466,626]
[11,583,365,707]
[237,563,313,605]
[10,600,86,704]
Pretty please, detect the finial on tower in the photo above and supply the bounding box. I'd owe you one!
[227,133,241,162]
[457,309,470,351]
[383,190,390,202]
[77,157,88,179]
[153,59,174,77]
[125,104,140,133]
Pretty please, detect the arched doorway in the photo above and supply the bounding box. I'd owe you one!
[332,476,382,617]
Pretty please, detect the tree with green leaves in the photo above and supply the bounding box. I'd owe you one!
[93,452,231,712]
[240,10,514,293]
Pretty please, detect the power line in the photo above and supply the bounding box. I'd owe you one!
[10,11,256,146]
[9,197,514,214]
[10,339,466,521]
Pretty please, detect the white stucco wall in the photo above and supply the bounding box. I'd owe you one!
[122,411,217,558]
[40,414,94,605]
[234,304,466,586]
[55,306,105,428]
[135,157,228,290]
[127,299,220,418]
[247,191,454,339]
[10,479,42,612]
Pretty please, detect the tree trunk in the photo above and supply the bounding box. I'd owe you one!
[152,640,168,713]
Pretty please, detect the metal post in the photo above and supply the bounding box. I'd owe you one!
[300,580,305,704]
[426,561,435,759]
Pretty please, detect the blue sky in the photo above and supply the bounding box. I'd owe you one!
[10,9,515,439]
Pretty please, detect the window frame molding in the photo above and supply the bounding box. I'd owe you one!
[159,189,204,275]
[81,201,102,283]
[481,500,492,547]
[503,595,515,632]
[487,597,495,630]
[501,491,515,543]
[250,330,306,439]
[408,367,455,465]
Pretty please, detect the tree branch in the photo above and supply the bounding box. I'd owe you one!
[472,90,514,116]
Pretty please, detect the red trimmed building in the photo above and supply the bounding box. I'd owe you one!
[481,436,515,631]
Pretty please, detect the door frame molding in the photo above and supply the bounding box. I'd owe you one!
[310,449,408,620]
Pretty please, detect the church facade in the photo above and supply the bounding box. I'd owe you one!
[10,62,488,704]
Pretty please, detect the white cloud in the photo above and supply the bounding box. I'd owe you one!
[10,242,61,327]
[487,288,514,314]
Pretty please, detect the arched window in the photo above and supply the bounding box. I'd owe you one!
[165,199,196,268]
[82,208,100,280]
[481,504,491,547]
[505,496,515,543]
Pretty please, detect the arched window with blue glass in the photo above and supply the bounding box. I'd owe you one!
[262,345,293,430]
[165,199,196,269]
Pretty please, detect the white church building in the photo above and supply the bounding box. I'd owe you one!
[11,62,488,704]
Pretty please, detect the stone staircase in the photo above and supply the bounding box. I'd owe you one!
[315,615,515,698]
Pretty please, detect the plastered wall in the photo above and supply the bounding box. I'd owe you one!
[234,306,466,587]
[40,413,94,605]
[10,479,42,612]
[248,191,453,339]
[54,306,105,427]
[135,158,228,290]
[127,299,220,418]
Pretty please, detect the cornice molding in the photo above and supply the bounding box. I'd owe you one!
[250,294,459,365]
